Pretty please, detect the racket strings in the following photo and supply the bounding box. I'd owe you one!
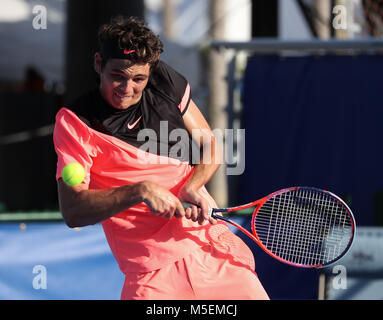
[279,191,349,266]
[254,189,353,267]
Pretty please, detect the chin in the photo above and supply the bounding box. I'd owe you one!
[111,96,133,109]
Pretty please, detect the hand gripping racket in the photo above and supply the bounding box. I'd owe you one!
[184,187,356,269]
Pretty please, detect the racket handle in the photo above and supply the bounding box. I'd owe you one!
[210,213,227,221]
[181,202,194,209]
[181,202,214,217]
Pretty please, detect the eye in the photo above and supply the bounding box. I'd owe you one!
[134,77,146,83]
[110,73,125,81]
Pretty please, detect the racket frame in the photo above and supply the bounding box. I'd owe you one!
[210,186,356,269]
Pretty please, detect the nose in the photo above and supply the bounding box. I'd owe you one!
[118,79,134,94]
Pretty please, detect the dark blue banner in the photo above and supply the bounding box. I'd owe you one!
[242,54,383,227]
[240,54,383,299]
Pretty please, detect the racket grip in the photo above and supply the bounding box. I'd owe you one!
[181,202,195,209]
[181,202,214,217]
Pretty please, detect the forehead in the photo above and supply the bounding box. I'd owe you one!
[105,59,150,75]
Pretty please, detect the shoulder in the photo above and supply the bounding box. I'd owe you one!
[66,90,97,124]
[57,90,98,128]
[55,107,83,125]
[149,60,187,85]
[148,61,188,97]
[55,89,98,134]
[147,61,191,112]
[54,107,92,141]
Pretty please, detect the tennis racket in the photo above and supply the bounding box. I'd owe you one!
[183,186,356,269]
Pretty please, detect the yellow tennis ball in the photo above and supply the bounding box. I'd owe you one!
[62,163,85,186]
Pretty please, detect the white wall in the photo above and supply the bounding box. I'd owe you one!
[0,0,65,83]
[0,0,316,83]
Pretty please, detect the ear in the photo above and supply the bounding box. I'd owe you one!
[94,53,102,74]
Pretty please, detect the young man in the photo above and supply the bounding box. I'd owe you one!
[54,16,269,300]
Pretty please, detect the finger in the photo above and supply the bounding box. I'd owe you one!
[199,202,210,220]
[149,205,160,216]
[191,206,199,222]
[166,196,175,218]
[165,206,176,219]
[157,204,170,218]
[197,209,205,225]
[157,210,167,218]
[208,216,218,225]
[153,211,164,218]
[174,201,185,218]
[185,207,192,219]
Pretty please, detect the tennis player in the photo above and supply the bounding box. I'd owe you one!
[53,16,269,300]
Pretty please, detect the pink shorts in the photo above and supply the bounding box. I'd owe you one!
[121,244,269,300]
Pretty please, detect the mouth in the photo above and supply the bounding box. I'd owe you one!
[114,92,132,99]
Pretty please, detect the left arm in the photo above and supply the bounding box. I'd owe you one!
[179,99,222,224]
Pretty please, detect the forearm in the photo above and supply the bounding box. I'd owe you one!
[184,138,222,191]
[179,141,221,224]
[58,180,145,228]
[184,162,220,192]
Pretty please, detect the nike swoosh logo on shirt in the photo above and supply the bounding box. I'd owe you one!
[127,116,142,129]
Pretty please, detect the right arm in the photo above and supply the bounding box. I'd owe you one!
[58,179,185,228]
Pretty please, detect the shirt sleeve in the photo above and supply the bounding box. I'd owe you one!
[150,61,191,115]
[53,108,96,184]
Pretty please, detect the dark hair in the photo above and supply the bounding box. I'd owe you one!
[98,16,163,69]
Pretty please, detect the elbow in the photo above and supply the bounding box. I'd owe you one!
[65,219,79,229]
[64,216,90,229]
[61,208,96,228]
[60,206,84,228]
[61,211,79,229]
[58,185,90,228]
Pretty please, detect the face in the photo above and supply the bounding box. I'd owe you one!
[94,53,150,109]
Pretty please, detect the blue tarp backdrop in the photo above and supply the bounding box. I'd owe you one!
[240,54,383,299]
[241,54,383,227]
[0,222,124,299]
